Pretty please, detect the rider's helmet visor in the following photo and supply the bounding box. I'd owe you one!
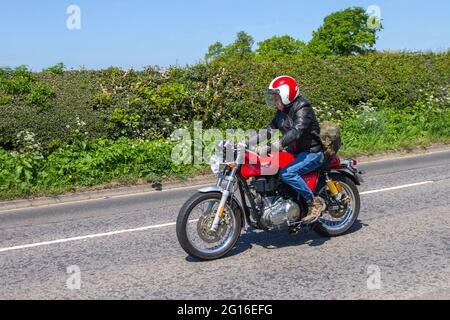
[264,88,284,110]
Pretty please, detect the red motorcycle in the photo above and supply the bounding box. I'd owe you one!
[176,141,364,260]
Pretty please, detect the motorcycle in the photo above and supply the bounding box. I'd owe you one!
[176,140,364,260]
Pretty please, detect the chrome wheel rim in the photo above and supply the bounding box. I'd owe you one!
[318,181,356,231]
[186,199,237,255]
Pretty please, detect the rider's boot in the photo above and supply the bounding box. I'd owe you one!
[302,197,326,223]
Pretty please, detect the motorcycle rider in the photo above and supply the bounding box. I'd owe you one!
[252,75,326,223]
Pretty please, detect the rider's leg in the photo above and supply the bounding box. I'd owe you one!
[280,151,326,222]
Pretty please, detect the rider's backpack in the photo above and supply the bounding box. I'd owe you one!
[319,121,341,157]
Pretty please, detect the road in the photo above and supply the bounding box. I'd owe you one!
[0,150,449,300]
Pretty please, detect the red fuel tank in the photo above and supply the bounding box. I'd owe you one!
[240,151,295,179]
[240,151,319,192]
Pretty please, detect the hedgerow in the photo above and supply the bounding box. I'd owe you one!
[0,52,449,198]
[1,104,449,199]
[0,137,205,198]
[1,51,448,153]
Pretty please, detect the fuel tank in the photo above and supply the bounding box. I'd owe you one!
[240,151,319,192]
[240,151,295,180]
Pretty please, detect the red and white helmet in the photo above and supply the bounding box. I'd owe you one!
[265,75,300,108]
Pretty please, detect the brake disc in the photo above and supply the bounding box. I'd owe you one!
[197,212,229,243]
[328,208,346,219]
[327,194,350,219]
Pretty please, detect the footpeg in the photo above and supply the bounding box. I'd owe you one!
[288,221,314,235]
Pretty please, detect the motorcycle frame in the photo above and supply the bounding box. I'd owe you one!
[203,145,363,232]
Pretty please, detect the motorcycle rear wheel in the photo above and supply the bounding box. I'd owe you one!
[314,174,361,237]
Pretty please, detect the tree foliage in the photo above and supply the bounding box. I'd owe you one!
[305,7,381,57]
[206,31,254,62]
[206,7,382,62]
[256,35,305,62]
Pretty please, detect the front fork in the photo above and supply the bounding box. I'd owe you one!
[210,167,237,232]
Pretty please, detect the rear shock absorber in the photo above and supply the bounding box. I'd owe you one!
[324,172,351,207]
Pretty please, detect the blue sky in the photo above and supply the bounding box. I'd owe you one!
[1,0,449,70]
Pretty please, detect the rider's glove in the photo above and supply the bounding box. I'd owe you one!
[256,140,282,156]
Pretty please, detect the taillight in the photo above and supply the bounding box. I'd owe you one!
[352,159,358,166]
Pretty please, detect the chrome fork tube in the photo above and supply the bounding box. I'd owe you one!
[203,171,225,221]
[210,167,236,232]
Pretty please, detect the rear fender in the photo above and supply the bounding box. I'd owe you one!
[329,168,362,185]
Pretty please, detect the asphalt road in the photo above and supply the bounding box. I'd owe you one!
[0,150,449,300]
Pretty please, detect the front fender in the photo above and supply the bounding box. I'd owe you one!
[198,186,222,193]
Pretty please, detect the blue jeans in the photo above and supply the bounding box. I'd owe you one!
[280,151,324,202]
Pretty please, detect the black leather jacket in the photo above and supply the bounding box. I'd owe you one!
[268,96,323,154]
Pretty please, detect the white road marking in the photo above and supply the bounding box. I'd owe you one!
[0,181,435,254]
[360,181,433,195]
[0,222,175,253]
[358,148,450,165]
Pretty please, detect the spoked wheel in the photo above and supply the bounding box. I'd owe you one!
[176,192,242,260]
[314,174,360,237]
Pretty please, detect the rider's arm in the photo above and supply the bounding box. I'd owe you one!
[279,106,313,148]
[247,115,278,148]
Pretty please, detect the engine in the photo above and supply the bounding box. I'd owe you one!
[260,196,301,229]
[249,177,301,229]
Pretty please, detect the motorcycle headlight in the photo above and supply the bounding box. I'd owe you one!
[210,154,222,174]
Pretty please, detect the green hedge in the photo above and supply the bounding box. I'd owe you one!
[1,104,449,199]
[0,137,204,198]
[1,51,449,198]
[1,51,449,153]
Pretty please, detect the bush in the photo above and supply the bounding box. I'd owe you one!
[1,104,448,199]
[0,137,205,199]
[0,149,44,195]
[340,103,450,156]
[43,63,65,75]
[0,51,448,154]
[0,52,449,198]
[0,69,102,152]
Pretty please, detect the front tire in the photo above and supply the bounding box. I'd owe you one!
[314,174,361,237]
[176,192,242,260]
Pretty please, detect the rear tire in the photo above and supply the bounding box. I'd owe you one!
[314,174,360,237]
[176,192,242,260]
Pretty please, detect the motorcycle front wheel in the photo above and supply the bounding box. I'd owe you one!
[176,192,242,260]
